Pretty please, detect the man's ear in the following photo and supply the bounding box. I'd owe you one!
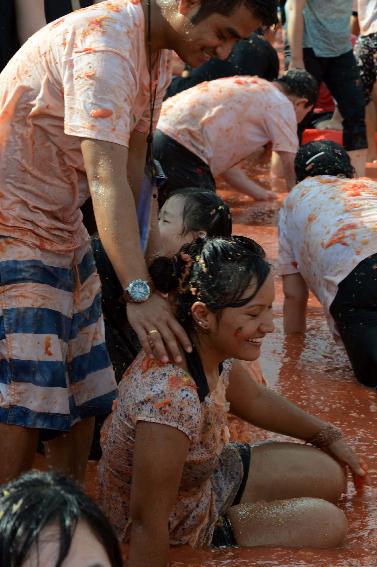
[177,0,202,16]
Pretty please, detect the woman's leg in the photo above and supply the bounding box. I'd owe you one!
[228,497,347,547]
[227,441,347,548]
[242,442,346,504]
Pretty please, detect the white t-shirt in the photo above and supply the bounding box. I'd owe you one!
[0,0,172,252]
[158,76,298,176]
[355,0,377,35]
[278,176,377,336]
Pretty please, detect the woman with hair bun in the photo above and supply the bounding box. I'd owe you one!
[99,235,364,563]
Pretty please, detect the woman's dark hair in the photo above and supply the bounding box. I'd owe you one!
[150,235,271,332]
[170,188,232,237]
[295,140,355,182]
[275,69,319,107]
[150,236,271,401]
[191,0,278,26]
[0,470,123,567]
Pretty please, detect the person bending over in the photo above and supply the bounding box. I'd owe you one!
[154,69,318,206]
[279,140,377,388]
[99,236,364,565]
[0,470,123,567]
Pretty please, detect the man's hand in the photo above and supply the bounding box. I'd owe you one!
[127,293,192,363]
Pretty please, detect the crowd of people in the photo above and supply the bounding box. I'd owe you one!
[0,0,375,565]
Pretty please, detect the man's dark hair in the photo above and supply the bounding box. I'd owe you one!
[191,0,278,27]
[295,140,355,182]
[275,69,319,107]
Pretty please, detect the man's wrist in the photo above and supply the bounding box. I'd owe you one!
[123,279,152,303]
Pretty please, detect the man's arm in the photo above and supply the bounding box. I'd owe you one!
[81,138,191,362]
[15,0,46,43]
[275,151,297,191]
[287,0,307,69]
[221,165,277,200]
[283,272,309,333]
[127,130,148,201]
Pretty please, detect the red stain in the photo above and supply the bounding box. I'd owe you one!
[90,108,113,119]
[44,336,53,356]
[233,327,242,338]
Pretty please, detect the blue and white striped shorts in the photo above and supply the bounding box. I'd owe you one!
[0,238,117,432]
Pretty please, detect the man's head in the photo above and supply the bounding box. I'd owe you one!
[275,69,319,123]
[295,140,355,181]
[165,0,278,68]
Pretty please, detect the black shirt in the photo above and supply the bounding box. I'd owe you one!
[165,33,279,99]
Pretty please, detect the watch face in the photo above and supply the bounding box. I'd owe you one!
[128,279,150,302]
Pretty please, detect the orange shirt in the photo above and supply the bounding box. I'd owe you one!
[0,0,171,252]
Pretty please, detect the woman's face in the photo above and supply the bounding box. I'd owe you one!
[23,520,112,567]
[159,195,200,256]
[204,271,275,361]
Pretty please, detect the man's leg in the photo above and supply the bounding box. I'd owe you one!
[44,417,95,484]
[324,50,367,176]
[330,253,377,388]
[354,34,377,162]
[0,424,39,483]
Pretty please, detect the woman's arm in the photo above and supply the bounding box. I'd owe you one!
[227,359,364,476]
[128,421,189,567]
[15,0,46,43]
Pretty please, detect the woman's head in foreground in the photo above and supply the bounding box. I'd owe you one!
[0,470,123,567]
[295,140,355,182]
[158,188,232,256]
[150,235,274,361]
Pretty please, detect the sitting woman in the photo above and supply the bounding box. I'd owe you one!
[0,470,122,567]
[99,235,364,563]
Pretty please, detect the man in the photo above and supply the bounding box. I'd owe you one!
[0,0,278,482]
[154,69,318,204]
[287,0,368,176]
[279,140,377,388]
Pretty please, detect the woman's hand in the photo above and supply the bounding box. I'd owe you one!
[325,438,368,490]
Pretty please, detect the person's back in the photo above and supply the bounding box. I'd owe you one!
[158,76,298,177]
[279,175,377,331]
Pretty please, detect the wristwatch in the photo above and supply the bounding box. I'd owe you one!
[123,279,151,303]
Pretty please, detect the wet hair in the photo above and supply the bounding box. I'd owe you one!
[150,236,271,400]
[275,69,319,107]
[191,0,278,27]
[150,235,270,332]
[295,140,355,182]
[169,188,232,237]
[0,470,123,567]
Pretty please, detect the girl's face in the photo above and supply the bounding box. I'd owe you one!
[22,520,112,567]
[202,271,275,361]
[159,195,201,256]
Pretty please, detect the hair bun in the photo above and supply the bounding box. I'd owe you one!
[149,256,179,293]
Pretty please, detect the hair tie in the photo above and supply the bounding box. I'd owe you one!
[305,151,325,165]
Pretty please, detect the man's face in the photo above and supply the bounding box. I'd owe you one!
[172,1,262,67]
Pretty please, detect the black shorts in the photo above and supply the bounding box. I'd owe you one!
[330,252,377,388]
[211,443,251,548]
[152,129,216,207]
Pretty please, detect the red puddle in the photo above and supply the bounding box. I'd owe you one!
[34,157,377,566]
